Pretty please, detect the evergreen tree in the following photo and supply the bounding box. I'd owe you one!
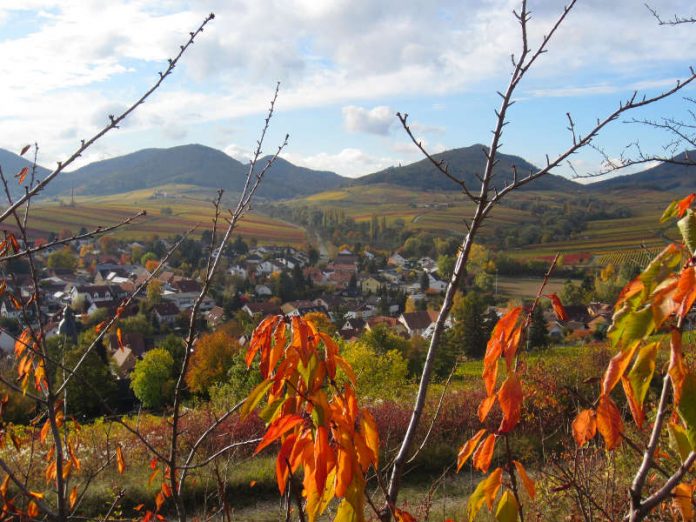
[528,305,549,349]
[449,291,488,359]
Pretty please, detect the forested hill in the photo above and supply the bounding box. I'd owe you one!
[587,151,696,192]
[352,145,583,192]
[40,144,346,200]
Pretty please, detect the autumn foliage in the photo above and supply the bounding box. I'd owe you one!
[242,315,380,521]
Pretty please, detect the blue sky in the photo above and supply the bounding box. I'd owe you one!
[0,0,694,180]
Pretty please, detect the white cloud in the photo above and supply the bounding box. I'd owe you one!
[281,148,399,178]
[224,143,254,162]
[342,106,396,135]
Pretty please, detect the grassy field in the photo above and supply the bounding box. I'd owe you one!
[15,185,307,246]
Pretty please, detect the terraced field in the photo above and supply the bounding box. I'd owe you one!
[12,185,307,246]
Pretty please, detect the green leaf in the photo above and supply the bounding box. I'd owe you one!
[608,306,655,348]
[626,343,657,408]
[639,244,683,299]
[660,200,679,223]
[668,422,693,462]
[495,490,519,522]
[678,209,696,255]
[240,378,273,420]
[677,373,696,447]
[258,396,284,424]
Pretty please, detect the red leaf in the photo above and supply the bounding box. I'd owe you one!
[546,294,568,321]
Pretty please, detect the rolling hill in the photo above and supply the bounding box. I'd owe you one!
[588,151,696,192]
[42,144,346,200]
[0,148,51,199]
[353,144,583,192]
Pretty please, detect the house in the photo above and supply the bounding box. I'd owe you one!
[229,265,248,280]
[112,346,137,377]
[399,310,438,337]
[108,331,147,358]
[242,302,282,319]
[281,300,329,317]
[255,284,273,297]
[388,253,408,268]
[69,285,117,305]
[361,276,384,294]
[170,278,202,294]
[206,306,225,328]
[153,301,181,326]
[427,274,447,293]
[340,318,366,339]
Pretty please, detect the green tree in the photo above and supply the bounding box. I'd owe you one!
[342,341,409,400]
[47,247,77,270]
[420,271,430,291]
[528,305,549,350]
[437,254,455,280]
[56,341,118,418]
[130,348,175,409]
[448,291,489,359]
[361,323,409,356]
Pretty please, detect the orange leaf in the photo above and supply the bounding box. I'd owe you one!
[335,447,352,498]
[116,328,124,351]
[27,501,39,518]
[596,395,623,450]
[161,482,172,498]
[457,429,486,472]
[677,193,696,218]
[255,414,304,455]
[498,373,523,433]
[572,409,597,447]
[69,486,78,509]
[672,482,694,521]
[314,426,329,495]
[674,267,696,319]
[513,460,535,499]
[359,409,379,466]
[473,433,496,473]
[249,480,257,488]
[275,434,297,495]
[116,445,126,474]
[149,457,158,470]
[601,343,638,395]
[40,419,51,444]
[15,167,29,185]
[546,294,568,321]
[670,330,686,406]
[621,376,645,429]
[95,321,108,334]
[394,508,418,522]
[155,491,165,512]
[478,395,496,423]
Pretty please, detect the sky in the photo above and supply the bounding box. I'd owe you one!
[0,0,695,181]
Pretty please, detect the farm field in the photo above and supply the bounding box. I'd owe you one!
[16,185,307,246]
[287,185,678,260]
[494,275,578,299]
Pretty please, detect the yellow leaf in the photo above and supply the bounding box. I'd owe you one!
[495,489,519,522]
[467,468,503,522]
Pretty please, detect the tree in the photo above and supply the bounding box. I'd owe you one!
[419,270,429,291]
[448,291,488,359]
[130,348,175,409]
[528,305,549,349]
[146,279,163,306]
[57,342,118,418]
[185,327,241,396]
[47,246,77,270]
